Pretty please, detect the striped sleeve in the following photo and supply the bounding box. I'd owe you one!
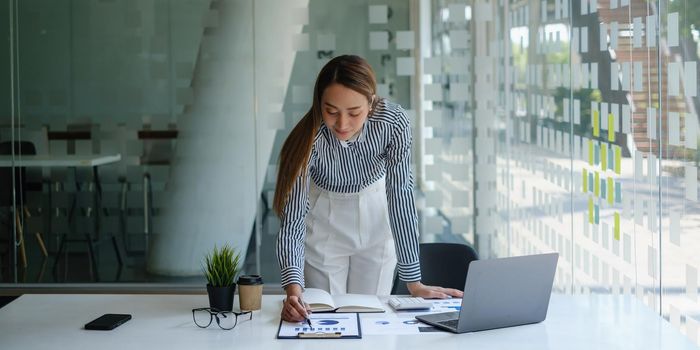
[385,110,422,283]
[275,156,313,289]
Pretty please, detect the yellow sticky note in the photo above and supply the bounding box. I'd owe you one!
[607,177,614,205]
[614,146,621,174]
[601,143,607,170]
[583,169,588,193]
[608,113,615,142]
[594,172,600,197]
[614,212,620,241]
[593,110,600,137]
[588,197,594,224]
[588,140,594,165]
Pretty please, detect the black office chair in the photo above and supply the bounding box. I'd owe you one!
[391,242,479,295]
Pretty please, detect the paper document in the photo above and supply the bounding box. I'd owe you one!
[360,299,462,335]
[277,313,361,339]
[361,315,440,335]
[430,299,462,312]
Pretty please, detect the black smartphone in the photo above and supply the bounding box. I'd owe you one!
[84,314,132,330]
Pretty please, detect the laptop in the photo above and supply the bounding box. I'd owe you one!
[416,252,559,333]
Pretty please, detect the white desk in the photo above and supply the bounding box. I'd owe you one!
[0,293,696,349]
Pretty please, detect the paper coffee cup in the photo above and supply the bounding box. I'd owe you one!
[237,275,263,311]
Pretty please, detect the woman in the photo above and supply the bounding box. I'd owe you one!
[274,55,462,322]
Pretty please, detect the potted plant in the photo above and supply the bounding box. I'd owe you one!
[203,244,241,311]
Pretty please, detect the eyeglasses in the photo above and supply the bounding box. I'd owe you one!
[191,308,252,330]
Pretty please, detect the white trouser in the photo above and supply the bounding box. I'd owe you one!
[304,177,397,295]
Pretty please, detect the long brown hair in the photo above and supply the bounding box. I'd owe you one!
[273,55,378,217]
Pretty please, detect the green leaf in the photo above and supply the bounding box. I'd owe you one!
[202,243,241,287]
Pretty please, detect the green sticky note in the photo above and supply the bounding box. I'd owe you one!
[614,212,620,241]
[588,140,594,165]
[594,172,600,197]
[593,110,600,137]
[607,177,614,205]
[608,113,615,142]
[583,169,588,193]
[601,143,607,170]
[614,146,621,174]
[588,197,594,224]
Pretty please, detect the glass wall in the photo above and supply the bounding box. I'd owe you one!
[1,0,256,284]
[0,0,441,286]
[478,0,699,344]
[2,0,699,344]
[419,1,475,246]
[659,0,700,341]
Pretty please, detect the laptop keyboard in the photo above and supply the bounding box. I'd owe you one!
[437,319,459,329]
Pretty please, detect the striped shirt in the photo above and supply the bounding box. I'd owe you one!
[276,99,421,289]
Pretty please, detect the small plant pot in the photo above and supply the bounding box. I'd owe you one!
[207,284,236,311]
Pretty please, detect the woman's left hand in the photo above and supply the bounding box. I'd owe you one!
[406,281,463,299]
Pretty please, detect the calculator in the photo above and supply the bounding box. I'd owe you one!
[388,297,433,311]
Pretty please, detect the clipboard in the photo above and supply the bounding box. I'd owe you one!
[277,313,362,339]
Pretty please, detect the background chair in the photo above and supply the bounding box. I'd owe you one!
[391,242,479,295]
[0,141,48,271]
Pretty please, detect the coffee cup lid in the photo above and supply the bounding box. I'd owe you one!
[237,275,263,285]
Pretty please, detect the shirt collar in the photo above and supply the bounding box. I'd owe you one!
[323,121,368,148]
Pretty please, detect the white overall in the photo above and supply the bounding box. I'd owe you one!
[304,177,397,295]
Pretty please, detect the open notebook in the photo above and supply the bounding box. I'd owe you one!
[303,288,386,313]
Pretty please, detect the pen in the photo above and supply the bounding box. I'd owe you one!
[298,297,312,328]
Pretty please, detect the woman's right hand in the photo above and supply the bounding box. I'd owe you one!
[281,284,311,322]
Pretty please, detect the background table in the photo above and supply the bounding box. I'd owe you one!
[0,154,122,168]
[0,154,123,281]
[0,293,696,350]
